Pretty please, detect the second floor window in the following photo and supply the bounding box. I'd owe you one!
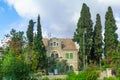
[50,42,58,47]
[65,53,73,59]
[53,42,56,46]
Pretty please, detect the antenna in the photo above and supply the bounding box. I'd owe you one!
[48,33,51,40]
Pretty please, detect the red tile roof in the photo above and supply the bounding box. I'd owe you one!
[42,38,77,50]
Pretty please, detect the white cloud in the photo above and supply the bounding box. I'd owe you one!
[115,16,120,40]
[8,21,27,31]
[98,0,120,6]
[4,0,45,18]
[71,12,80,25]
[4,0,120,40]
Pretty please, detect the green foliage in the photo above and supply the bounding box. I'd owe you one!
[26,19,34,48]
[118,41,120,52]
[8,29,24,55]
[104,6,118,55]
[23,50,39,72]
[73,3,93,67]
[10,29,24,42]
[104,77,117,80]
[42,77,49,80]
[84,64,100,80]
[48,57,68,74]
[66,71,99,80]
[93,14,103,65]
[66,72,86,80]
[33,15,47,70]
[54,78,65,80]
[0,60,2,79]
[1,53,31,80]
[66,64,99,80]
[56,60,68,74]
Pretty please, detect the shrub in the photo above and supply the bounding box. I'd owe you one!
[1,53,31,80]
[66,63,100,80]
[104,77,116,80]
[42,77,49,80]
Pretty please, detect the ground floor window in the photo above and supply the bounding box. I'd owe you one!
[66,65,74,71]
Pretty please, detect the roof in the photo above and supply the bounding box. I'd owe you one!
[42,38,77,50]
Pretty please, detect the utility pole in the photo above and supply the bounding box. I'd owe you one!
[83,28,86,70]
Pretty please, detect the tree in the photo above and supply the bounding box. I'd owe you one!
[118,41,120,52]
[8,29,24,56]
[73,3,93,68]
[48,57,68,74]
[1,52,31,80]
[33,15,47,70]
[23,50,39,72]
[104,6,118,55]
[93,14,103,66]
[26,19,34,49]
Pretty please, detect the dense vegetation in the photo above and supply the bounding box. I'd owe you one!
[0,3,120,80]
[73,3,93,69]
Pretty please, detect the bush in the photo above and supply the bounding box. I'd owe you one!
[42,77,49,80]
[104,77,116,80]
[1,53,31,80]
[66,63,100,80]
[54,78,65,80]
[85,68,99,80]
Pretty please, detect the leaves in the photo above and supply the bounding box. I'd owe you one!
[104,6,118,54]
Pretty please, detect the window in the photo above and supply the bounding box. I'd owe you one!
[70,53,73,59]
[50,43,53,46]
[66,53,69,59]
[53,42,56,46]
[65,53,73,59]
[51,53,54,58]
[57,43,58,46]
[50,41,58,47]
[55,54,59,58]
[70,65,73,71]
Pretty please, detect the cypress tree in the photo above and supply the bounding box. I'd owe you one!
[73,3,93,67]
[33,15,47,69]
[104,6,118,55]
[93,14,103,65]
[26,20,34,49]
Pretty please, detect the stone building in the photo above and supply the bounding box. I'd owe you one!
[43,37,79,71]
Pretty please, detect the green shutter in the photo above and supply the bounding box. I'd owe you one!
[66,53,69,59]
[70,53,73,59]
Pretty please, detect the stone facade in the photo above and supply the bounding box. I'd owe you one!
[43,37,79,71]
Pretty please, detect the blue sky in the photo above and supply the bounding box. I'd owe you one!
[0,0,24,42]
[1,0,120,47]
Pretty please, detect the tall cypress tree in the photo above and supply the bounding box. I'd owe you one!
[33,15,47,69]
[93,14,103,65]
[104,6,118,55]
[26,20,34,49]
[73,3,93,67]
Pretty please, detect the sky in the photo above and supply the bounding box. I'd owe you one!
[0,0,120,46]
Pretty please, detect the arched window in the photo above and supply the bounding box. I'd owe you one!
[51,53,54,58]
[70,65,73,71]
[55,54,59,58]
